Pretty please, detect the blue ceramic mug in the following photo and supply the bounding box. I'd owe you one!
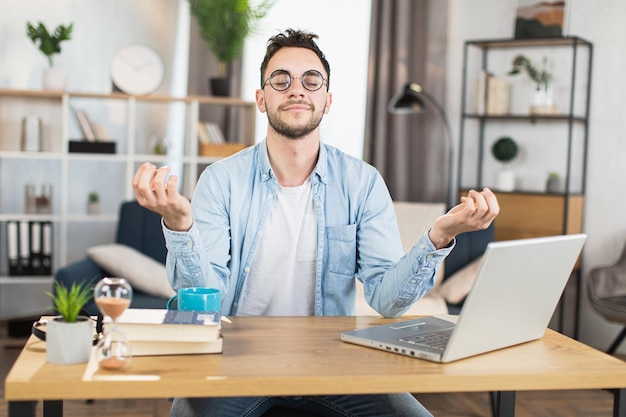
[167,287,221,312]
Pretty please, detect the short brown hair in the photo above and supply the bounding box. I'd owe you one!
[260,28,330,90]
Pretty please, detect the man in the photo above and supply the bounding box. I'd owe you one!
[133,28,498,417]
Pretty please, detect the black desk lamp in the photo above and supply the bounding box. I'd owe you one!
[388,82,454,208]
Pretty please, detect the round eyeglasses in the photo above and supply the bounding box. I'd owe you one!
[263,69,326,92]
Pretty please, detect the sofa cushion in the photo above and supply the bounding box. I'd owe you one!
[439,256,482,304]
[87,243,175,298]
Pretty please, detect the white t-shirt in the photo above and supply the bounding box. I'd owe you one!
[238,178,317,316]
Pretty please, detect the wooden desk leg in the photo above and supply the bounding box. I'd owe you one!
[493,391,516,417]
[43,400,63,417]
[8,401,36,417]
[614,389,625,417]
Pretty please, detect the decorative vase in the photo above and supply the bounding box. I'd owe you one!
[209,77,232,96]
[530,82,556,115]
[87,201,100,215]
[495,167,515,192]
[46,316,94,365]
[43,67,67,91]
[546,177,562,194]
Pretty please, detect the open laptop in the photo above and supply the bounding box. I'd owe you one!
[341,234,587,363]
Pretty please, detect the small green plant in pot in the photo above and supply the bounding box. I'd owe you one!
[546,172,562,194]
[26,21,73,90]
[26,21,73,67]
[508,54,556,114]
[46,280,94,322]
[44,280,95,364]
[491,136,519,192]
[87,191,100,215]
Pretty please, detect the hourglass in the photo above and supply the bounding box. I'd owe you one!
[94,277,133,370]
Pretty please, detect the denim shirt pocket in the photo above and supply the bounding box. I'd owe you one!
[326,224,357,276]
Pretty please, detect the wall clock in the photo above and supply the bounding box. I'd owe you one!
[111,44,165,96]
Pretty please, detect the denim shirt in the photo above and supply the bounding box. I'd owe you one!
[163,140,452,318]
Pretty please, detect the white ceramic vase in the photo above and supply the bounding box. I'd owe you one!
[43,67,67,91]
[46,316,93,365]
[87,201,100,215]
[495,167,515,192]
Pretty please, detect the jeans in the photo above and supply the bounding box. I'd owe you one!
[169,394,433,417]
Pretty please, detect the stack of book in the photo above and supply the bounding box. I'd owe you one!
[110,309,223,356]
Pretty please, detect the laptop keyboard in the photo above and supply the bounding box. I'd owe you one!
[399,330,453,352]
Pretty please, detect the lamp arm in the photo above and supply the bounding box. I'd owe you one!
[418,89,455,209]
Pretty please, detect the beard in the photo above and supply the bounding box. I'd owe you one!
[266,100,325,139]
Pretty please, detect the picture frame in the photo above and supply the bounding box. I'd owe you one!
[514,0,569,39]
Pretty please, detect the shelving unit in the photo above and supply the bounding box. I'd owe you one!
[0,88,256,318]
[458,36,592,239]
[457,36,593,337]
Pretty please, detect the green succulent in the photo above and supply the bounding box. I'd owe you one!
[491,137,519,163]
[508,55,552,85]
[188,0,274,76]
[46,279,95,323]
[26,21,73,67]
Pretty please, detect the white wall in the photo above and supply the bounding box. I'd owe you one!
[241,1,372,158]
[447,0,626,352]
[0,0,187,96]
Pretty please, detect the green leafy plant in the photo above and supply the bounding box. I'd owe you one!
[88,191,99,204]
[187,0,274,76]
[26,21,73,67]
[491,136,519,163]
[46,280,95,322]
[548,172,560,180]
[508,55,552,86]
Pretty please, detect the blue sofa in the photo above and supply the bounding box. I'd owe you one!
[54,201,169,315]
[55,201,493,316]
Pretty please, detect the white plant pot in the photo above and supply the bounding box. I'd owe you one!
[43,67,67,91]
[46,316,93,365]
[496,169,515,192]
[87,201,100,215]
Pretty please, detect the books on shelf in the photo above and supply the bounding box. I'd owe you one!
[111,309,222,342]
[475,71,510,115]
[130,337,223,356]
[72,107,112,142]
[73,108,96,141]
[197,122,225,145]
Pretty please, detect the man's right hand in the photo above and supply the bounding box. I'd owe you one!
[132,162,193,231]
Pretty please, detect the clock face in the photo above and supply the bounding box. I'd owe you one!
[111,44,165,96]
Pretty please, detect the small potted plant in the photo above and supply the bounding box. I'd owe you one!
[26,21,73,90]
[508,54,556,115]
[491,136,519,192]
[44,280,95,364]
[187,0,274,96]
[87,191,100,215]
[546,172,562,194]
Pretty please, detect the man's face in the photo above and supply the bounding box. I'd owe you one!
[256,47,332,139]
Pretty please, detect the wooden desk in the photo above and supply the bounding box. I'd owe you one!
[5,316,626,417]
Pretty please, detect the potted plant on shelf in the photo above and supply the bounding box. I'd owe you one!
[187,0,274,96]
[44,279,95,364]
[491,136,519,192]
[26,21,73,91]
[508,54,556,115]
[546,172,562,194]
[87,191,100,215]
